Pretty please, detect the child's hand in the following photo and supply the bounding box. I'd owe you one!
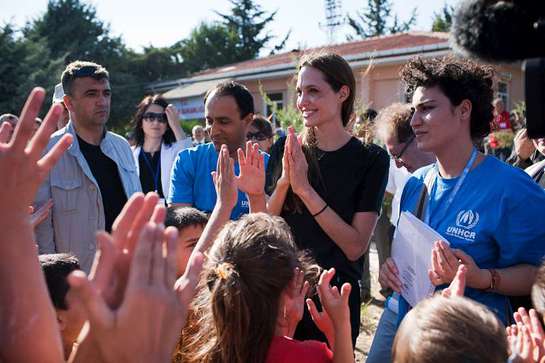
[307,297,335,347]
[441,264,467,298]
[283,267,310,337]
[212,144,238,212]
[317,268,351,328]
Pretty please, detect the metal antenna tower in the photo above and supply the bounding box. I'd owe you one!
[321,0,343,43]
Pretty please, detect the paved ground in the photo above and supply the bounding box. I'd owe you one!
[355,245,384,362]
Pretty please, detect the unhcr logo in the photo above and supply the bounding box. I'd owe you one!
[455,210,480,230]
[445,210,479,242]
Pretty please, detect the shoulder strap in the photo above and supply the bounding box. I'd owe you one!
[414,169,435,221]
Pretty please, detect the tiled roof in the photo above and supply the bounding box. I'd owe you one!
[195,32,449,77]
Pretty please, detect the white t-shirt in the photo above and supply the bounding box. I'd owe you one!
[386,159,410,226]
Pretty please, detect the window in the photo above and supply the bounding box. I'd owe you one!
[264,92,284,126]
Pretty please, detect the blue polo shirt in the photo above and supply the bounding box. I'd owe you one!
[168,143,269,220]
[400,156,545,323]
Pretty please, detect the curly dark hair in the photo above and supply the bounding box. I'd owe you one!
[132,95,176,147]
[400,56,494,139]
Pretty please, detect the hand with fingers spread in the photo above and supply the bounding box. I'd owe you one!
[441,264,467,298]
[510,307,545,362]
[0,87,72,363]
[211,144,238,212]
[236,141,265,197]
[281,267,310,338]
[0,87,72,214]
[69,222,204,363]
[378,257,402,293]
[286,127,311,197]
[307,268,354,363]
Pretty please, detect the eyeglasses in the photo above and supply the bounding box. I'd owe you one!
[247,131,271,141]
[143,112,167,123]
[391,134,415,161]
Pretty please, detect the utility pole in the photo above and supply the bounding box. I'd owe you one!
[321,0,343,43]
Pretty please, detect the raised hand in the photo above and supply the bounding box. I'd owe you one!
[286,127,311,197]
[236,141,265,197]
[441,264,467,298]
[69,222,203,363]
[0,87,72,214]
[281,267,310,338]
[429,241,460,286]
[211,144,238,212]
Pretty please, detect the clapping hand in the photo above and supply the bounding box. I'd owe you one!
[281,267,310,338]
[286,127,310,197]
[212,145,238,212]
[236,141,265,197]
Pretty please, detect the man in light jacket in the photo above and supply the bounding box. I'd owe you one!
[35,61,141,272]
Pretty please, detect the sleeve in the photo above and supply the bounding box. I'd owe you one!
[34,174,56,254]
[300,340,334,362]
[167,150,195,204]
[495,173,545,267]
[385,159,396,194]
[356,145,390,213]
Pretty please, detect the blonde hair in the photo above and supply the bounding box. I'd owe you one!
[393,296,507,363]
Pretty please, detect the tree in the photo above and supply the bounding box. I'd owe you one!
[431,4,454,32]
[347,0,417,39]
[172,22,240,74]
[216,0,290,60]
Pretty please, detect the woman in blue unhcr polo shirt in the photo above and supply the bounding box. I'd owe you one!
[366,57,545,363]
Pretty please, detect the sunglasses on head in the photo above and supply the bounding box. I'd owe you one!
[143,112,167,123]
[247,131,270,141]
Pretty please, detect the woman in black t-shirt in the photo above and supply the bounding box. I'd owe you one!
[266,53,389,346]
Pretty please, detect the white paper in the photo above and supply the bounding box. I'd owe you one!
[391,211,449,307]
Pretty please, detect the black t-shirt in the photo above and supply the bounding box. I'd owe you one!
[77,135,128,232]
[138,149,164,198]
[266,136,389,283]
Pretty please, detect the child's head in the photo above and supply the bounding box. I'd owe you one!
[393,295,507,363]
[188,213,306,363]
[165,206,208,277]
[39,253,86,359]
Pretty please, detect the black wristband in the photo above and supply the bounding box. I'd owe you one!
[312,204,328,218]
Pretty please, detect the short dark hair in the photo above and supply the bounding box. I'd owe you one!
[132,95,176,147]
[400,56,494,139]
[39,253,80,310]
[251,115,274,138]
[204,81,254,119]
[165,206,208,232]
[61,60,109,96]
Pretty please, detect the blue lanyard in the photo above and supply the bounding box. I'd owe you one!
[141,149,161,193]
[424,148,478,226]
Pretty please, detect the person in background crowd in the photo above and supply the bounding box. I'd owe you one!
[248,115,274,153]
[33,117,42,135]
[169,81,269,219]
[39,253,86,359]
[266,52,389,347]
[525,136,545,188]
[368,56,545,363]
[165,206,208,277]
[131,95,191,204]
[372,103,435,297]
[0,113,18,140]
[52,83,70,130]
[191,124,206,146]
[492,98,512,131]
[34,61,141,273]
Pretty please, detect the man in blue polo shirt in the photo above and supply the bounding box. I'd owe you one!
[168,81,268,219]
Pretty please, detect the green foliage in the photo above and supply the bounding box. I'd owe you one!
[216,0,290,60]
[431,3,454,32]
[259,82,303,133]
[172,22,240,74]
[180,119,204,135]
[347,0,417,39]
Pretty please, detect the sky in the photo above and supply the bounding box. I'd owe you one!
[1,0,459,53]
